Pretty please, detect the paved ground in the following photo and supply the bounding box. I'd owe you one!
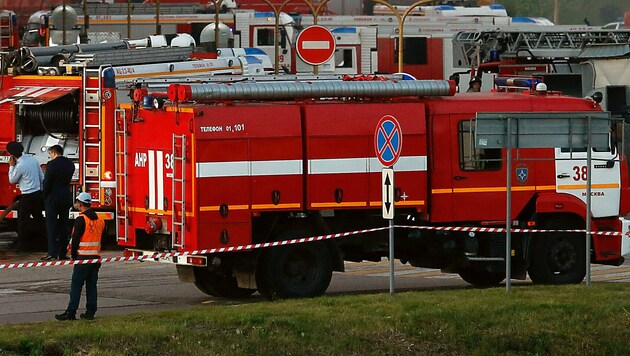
[1,247,629,325]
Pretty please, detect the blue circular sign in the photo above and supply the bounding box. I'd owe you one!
[374,115,402,167]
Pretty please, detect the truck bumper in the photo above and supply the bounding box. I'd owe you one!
[123,249,207,267]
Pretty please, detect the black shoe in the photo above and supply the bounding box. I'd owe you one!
[58,255,69,261]
[55,312,76,321]
[80,313,95,320]
[40,255,55,261]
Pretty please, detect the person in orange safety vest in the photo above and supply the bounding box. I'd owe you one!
[55,192,105,321]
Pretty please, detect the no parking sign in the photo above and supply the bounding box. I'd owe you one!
[374,115,402,167]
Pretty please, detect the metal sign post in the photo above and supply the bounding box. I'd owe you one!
[382,168,395,294]
[375,115,403,295]
[505,117,512,293]
[586,116,592,286]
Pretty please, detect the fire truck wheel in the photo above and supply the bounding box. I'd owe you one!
[193,266,256,299]
[528,233,586,284]
[258,242,333,300]
[458,269,505,287]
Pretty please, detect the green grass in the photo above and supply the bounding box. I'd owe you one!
[1,284,630,355]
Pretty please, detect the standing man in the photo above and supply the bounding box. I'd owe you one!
[42,145,75,260]
[6,141,45,252]
[56,192,104,321]
[466,77,482,92]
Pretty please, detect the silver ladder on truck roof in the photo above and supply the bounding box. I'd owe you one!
[453,29,630,68]
[70,46,193,68]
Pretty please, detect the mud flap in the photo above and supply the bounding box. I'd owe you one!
[620,217,630,256]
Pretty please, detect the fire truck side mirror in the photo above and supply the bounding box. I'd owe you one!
[591,91,603,104]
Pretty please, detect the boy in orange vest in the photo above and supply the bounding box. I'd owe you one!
[55,192,105,321]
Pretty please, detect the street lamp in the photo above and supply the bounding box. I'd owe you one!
[208,1,225,52]
[156,0,161,35]
[371,0,437,73]
[262,0,331,74]
[127,0,131,39]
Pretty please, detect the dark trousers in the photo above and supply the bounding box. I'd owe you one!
[16,191,45,251]
[66,260,101,316]
[45,200,71,258]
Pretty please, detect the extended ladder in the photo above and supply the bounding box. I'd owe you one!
[172,134,187,249]
[453,29,630,68]
[115,108,128,242]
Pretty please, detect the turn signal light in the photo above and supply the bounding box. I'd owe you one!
[187,256,206,266]
[123,250,139,258]
[103,171,113,180]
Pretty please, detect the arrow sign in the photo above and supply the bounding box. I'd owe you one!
[382,168,394,219]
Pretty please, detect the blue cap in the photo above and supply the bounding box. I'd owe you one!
[76,192,92,204]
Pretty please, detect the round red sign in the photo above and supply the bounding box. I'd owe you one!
[296,25,336,66]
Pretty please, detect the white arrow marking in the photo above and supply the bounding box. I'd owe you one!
[302,41,330,50]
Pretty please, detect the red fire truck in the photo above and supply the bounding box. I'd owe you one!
[117,78,630,299]
[0,42,267,233]
[0,60,118,229]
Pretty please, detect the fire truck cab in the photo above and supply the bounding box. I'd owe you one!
[117,78,630,299]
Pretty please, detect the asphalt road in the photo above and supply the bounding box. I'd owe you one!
[1,250,629,325]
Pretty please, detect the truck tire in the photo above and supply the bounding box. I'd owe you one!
[193,266,256,299]
[458,269,505,287]
[528,233,586,284]
[257,242,333,299]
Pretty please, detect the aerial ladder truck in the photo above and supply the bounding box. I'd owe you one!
[452,28,630,114]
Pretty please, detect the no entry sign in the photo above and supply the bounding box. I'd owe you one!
[296,25,336,66]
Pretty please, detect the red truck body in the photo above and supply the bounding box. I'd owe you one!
[116,79,630,299]
[0,68,118,224]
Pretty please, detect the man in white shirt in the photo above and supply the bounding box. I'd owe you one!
[7,141,45,252]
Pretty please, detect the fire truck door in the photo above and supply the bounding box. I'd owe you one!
[431,116,519,222]
[554,148,620,217]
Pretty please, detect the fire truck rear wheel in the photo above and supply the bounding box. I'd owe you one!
[458,269,505,287]
[193,266,256,299]
[528,232,586,284]
[257,242,333,300]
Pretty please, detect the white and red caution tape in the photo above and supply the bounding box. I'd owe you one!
[395,225,622,236]
[0,225,622,269]
[0,226,389,269]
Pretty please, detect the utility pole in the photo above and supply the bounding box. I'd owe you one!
[553,0,559,24]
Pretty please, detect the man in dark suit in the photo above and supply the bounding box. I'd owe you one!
[42,145,75,260]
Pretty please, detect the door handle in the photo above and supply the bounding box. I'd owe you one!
[557,174,570,179]
[454,175,467,180]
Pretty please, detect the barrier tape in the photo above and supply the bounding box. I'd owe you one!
[0,226,389,269]
[395,225,622,236]
[0,225,623,269]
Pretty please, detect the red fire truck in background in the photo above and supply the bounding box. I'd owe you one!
[0,61,118,227]
[118,77,630,299]
[0,39,268,235]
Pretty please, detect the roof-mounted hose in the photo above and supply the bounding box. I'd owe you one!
[169,80,456,103]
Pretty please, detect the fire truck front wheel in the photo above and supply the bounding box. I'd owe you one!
[528,232,586,285]
[193,266,256,299]
[256,242,333,300]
